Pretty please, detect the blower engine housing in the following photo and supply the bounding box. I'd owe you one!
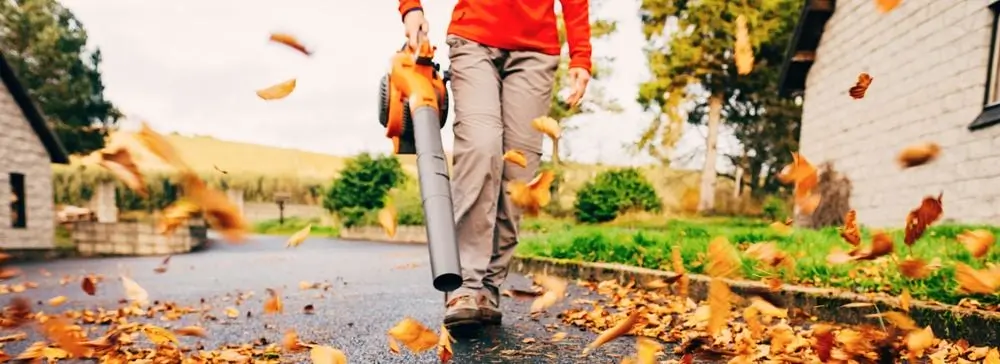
[377,51,450,155]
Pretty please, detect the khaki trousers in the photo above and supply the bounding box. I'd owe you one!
[445,34,559,303]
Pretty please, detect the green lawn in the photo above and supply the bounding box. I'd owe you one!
[517,216,1000,306]
[252,217,340,237]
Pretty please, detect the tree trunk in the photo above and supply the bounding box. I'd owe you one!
[697,94,723,213]
[733,165,743,198]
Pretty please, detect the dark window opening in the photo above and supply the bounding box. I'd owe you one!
[970,1,1000,130]
[9,173,26,229]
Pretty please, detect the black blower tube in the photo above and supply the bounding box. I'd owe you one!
[411,105,463,292]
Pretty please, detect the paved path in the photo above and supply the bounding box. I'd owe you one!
[0,235,653,363]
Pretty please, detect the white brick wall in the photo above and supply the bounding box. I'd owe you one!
[800,0,1000,227]
[0,79,56,249]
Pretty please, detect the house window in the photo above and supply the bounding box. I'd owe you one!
[9,173,26,229]
[970,1,1000,130]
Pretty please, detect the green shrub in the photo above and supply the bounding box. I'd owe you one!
[573,168,662,223]
[762,195,788,221]
[323,153,406,227]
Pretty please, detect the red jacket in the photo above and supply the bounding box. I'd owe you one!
[398,0,592,73]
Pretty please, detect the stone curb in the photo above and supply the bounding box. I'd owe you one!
[511,255,1000,347]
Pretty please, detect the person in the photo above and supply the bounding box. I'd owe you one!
[396,0,592,336]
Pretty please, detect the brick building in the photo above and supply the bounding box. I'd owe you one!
[0,52,69,249]
[780,0,1000,227]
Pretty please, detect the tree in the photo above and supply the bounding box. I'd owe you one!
[0,0,121,155]
[636,0,801,212]
[323,153,406,227]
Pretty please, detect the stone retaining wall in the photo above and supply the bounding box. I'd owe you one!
[72,219,208,256]
[339,226,427,244]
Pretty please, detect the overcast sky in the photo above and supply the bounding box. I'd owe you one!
[59,0,734,169]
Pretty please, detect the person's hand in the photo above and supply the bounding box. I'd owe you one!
[403,10,429,51]
[565,67,591,107]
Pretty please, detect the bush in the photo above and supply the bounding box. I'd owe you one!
[323,153,406,227]
[574,168,662,223]
[762,195,789,221]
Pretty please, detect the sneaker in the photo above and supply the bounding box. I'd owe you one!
[444,294,482,337]
[479,286,502,325]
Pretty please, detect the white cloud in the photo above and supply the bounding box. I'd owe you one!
[61,0,733,170]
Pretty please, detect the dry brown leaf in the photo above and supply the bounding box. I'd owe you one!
[503,150,528,168]
[225,307,240,318]
[387,317,438,353]
[672,246,689,297]
[812,324,834,362]
[706,237,741,278]
[839,210,861,246]
[551,332,568,342]
[583,308,644,355]
[986,348,1000,364]
[157,199,200,235]
[310,345,348,364]
[257,79,297,100]
[849,73,873,99]
[509,170,556,216]
[904,193,943,246]
[795,192,821,215]
[96,147,147,197]
[174,326,207,338]
[959,229,995,259]
[136,121,191,172]
[285,224,312,248]
[121,275,149,306]
[378,206,398,238]
[898,257,932,279]
[906,326,934,360]
[707,278,732,336]
[635,337,662,364]
[955,263,1000,294]
[531,116,561,140]
[530,275,568,314]
[179,172,248,242]
[264,288,283,314]
[840,302,876,308]
[437,325,454,363]
[854,231,894,261]
[874,0,902,14]
[900,289,912,312]
[39,317,89,357]
[898,142,940,168]
[778,152,817,186]
[769,220,793,236]
[283,330,305,352]
[744,242,788,267]
[81,276,96,296]
[733,14,754,75]
[47,296,68,307]
[269,32,312,55]
[141,325,179,345]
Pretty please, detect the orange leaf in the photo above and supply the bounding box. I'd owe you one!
[529,275,567,314]
[904,193,943,246]
[81,276,97,296]
[898,258,932,279]
[437,325,454,363]
[503,150,528,168]
[635,336,662,364]
[156,199,200,236]
[849,73,873,99]
[264,288,284,314]
[531,116,561,140]
[269,32,311,56]
[777,152,817,186]
[582,308,644,355]
[282,330,305,352]
[309,345,348,364]
[387,318,438,353]
[905,326,934,360]
[955,263,1000,294]
[769,220,793,236]
[378,206,398,238]
[897,142,940,168]
[706,237,741,278]
[96,147,147,197]
[900,289,912,312]
[744,242,789,268]
[47,296,67,307]
[958,229,995,259]
[39,317,89,357]
[733,14,754,75]
[136,121,191,172]
[285,224,312,248]
[257,79,297,100]
[812,324,834,361]
[179,172,248,243]
[874,0,902,14]
[839,210,861,246]
[174,326,207,338]
[854,231,894,261]
[707,278,731,336]
[509,170,556,216]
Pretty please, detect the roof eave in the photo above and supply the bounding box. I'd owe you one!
[0,53,70,164]
[778,0,836,98]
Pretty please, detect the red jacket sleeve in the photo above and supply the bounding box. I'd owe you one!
[399,0,423,20]
[560,0,593,73]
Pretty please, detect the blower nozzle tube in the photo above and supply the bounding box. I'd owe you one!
[411,105,462,292]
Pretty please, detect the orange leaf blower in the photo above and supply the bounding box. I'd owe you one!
[377,40,461,292]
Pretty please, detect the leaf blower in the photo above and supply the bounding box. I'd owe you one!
[377,40,462,292]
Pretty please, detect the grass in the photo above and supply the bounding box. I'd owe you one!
[252,217,340,237]
[517,216,1000,306]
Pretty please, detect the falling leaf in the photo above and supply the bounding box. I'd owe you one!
[904,193,943,246]
[551,332,568,342]
[283,330,305,352]
[225,307,240,318]
[47,296,67,307]
[264,288,284,314]
[503,150,528,168]
[733,14,754,75]
[153,255,172,274]
[795,192,821,215]
[95,147,147,197]
[852,231,894,261]
[438,325,454,363]
[672,246,689,297]
[269,32,312,55]
[635,337,662,364]
[849,73,874,99]
[530,275,568,314]
[39,317,89,357]
[286,224,312,248]
[955,263,1000,294]
[157,200,200,236]
[898,142,940,168]
[812,324,835,362]
[769,220,793,236]
[707,278,732,336]
[905,326,934,360]
[179,172,248,243]
[136,121,192,172]
[257,79,297,100]
[141,325,179,345]
[174,326,207,338]
[213,164,228,174]
[378,206,398,238]
[839,210,861,246]
[387,317,438,353]
[509,170,556,216]
[81,276,96,296]
[531,116,561,140]
[874,0,902,14]
[309,345,348,364]
[959,229,995,258]
[304,304,315,314]
[744,242,789,267]
[583,308,644,355]
[900,289,912,312]
[706,237,741,278]
[121,275,149,306]
[898,258,932,279]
